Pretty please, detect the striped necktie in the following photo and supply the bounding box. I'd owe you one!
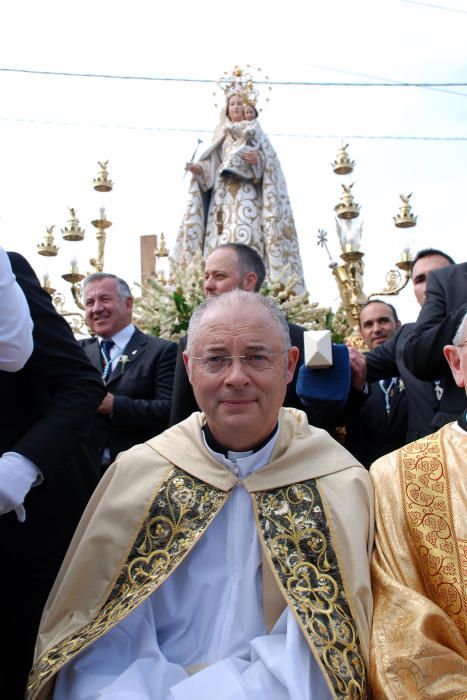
[100,339,115,382]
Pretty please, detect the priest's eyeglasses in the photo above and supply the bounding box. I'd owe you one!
[192,351,286,373]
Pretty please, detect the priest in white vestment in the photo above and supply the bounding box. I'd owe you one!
[28,290,374,700]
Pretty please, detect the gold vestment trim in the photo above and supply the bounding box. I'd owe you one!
[29,469,367,699]
[399,427,467,635]
[28,466,227,699]
[254,480,368,699]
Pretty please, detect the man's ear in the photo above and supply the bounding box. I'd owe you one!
[396,320,401,331]
[243,272,258,292]
[286,346,300,382]
[182,351,192,383]
[443,345,465,388]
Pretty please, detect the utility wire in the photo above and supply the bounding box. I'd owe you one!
[1,115,465,141]
[0,66,465,90]
[401,0,467,13]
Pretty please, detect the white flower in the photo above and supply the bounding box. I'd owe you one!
[119,354,129,372]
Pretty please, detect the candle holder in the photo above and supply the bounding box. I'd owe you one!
[61,208,85,242]
[43,284,56,296]
[93,161,113,192]
[331,143,355,175]
[62,272,85,285]
[89,210,112,273]
[37,226,59,257]
[154,233,170,284]
[393,193,417,228]
[38,161,114,330]
[318,145,415,347]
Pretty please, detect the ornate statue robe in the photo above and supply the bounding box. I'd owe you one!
[370,422,467,698]
[28,409,373,700]
[175,122,306,294]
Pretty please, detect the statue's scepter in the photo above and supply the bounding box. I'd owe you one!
[183,138,203,179]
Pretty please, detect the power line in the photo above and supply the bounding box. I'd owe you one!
[401,0,467,13]
[0,66,465,90]
[1,115,465,141]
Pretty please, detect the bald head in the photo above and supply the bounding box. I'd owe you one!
[182,290,299,451]
[187,290,291,357]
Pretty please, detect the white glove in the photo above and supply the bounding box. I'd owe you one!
[0,452,42,522]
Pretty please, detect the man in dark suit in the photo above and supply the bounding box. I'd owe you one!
[169,243,311,426]
[403,260,467,428]
[0,252,106,699]
[81,273,177,469]
[342,300,408,468]
[363,248,455,441]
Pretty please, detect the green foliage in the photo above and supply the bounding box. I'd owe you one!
[134,255,351,343]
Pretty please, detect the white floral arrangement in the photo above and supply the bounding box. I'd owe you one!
[133,253,351,343]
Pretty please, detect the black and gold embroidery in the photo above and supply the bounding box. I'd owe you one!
[29,470,367,700]
[28,467,227,699]
[255,480,368,700]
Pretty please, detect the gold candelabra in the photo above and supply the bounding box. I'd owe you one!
[36,161,114,332]
[318,144,416,347]
[154,233,171,284]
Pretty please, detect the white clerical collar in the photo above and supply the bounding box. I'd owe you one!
[98,323,134,352]
[202,428,279,480]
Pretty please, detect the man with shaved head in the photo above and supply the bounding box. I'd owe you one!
[29,291,373,700]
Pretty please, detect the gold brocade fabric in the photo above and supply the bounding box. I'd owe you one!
[27,467,227,699]
[400,429,466,634]
[255,480,368,700]
[29,457,368,699]
[370,425,467,699]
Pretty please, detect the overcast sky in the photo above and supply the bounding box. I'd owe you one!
[0,0,465,323]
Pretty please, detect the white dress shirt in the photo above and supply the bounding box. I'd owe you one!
[0,246,40,521]
[0,245,34,371]
[98,323,135,373]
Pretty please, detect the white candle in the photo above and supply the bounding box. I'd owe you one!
[70,258,78,274]
[99,207,105,220]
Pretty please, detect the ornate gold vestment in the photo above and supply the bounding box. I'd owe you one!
[370,423,467,699]
[28,409,373,700]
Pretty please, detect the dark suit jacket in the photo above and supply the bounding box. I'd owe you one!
[81,328,176,463]
[169,322,312,426]
[0,253,106,695]
[403,262,467,428]
[366,323,440,441]
[343,378,408,469]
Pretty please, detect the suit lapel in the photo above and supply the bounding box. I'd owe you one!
[84,339,103,373]
[106,329,147,385]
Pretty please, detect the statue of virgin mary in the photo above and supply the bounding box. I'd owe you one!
[174,67,306,294]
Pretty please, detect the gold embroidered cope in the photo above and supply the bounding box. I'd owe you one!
[29,467,367,699]
[399,429,466,634]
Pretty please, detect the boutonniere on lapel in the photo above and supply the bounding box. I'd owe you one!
[398,379,405,393]
[119,355,130,372]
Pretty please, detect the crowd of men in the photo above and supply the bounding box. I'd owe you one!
[0,241,465,699]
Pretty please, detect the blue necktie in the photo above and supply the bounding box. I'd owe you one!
[101,339,115,382]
